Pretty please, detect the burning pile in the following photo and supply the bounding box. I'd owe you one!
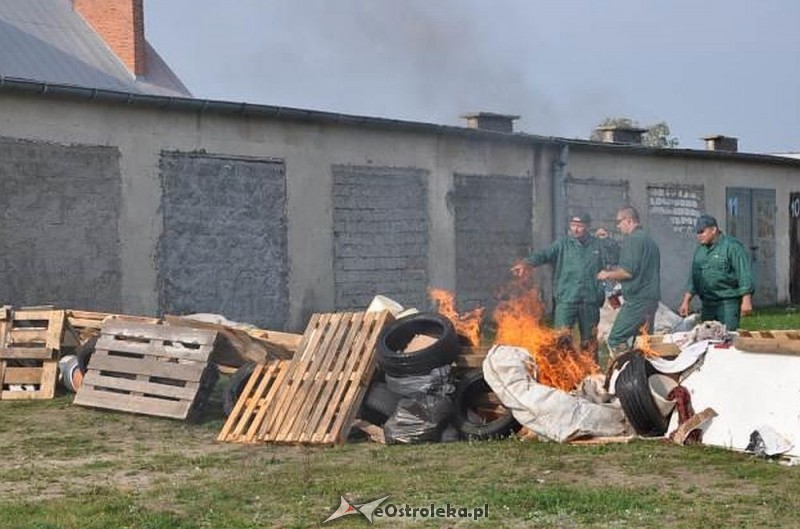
[428,288,484,346]
[492,277,599,392]
[430,276,599,392]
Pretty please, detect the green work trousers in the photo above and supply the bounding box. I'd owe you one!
[607,298,659,351]
[701,298,742,331]
[553,301,600,344]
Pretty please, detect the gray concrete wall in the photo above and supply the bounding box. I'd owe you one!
[0,136,121,311]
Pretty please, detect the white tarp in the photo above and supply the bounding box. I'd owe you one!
[668,344,800,456]
[482,345,633,442]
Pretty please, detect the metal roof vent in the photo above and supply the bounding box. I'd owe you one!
[461,112,519,133]
[703,135,738,153]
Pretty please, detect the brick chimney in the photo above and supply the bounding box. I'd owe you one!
[462,112,520,133]
[594,125,647,145]
[73,0,146,76]
[703,135,738,153]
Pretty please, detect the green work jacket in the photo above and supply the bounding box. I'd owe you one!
[525,235,604,305]
[687,233,754,302]
[618,226,661,301]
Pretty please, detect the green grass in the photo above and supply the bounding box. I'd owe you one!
[740,305,800,330]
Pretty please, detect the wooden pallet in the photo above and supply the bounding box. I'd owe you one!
[67,310,161,343]
[0,307,77,400]
[217,310,390,445]
[73,320,219,420]
[734,330,800,355]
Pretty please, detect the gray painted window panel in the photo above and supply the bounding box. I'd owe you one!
[333,165,429,310]
[159,153,288,328]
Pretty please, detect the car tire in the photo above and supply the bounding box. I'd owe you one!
[614,351,670,436]
[223,361,256,417]
[377,313,459,377]
[452,369,520,440]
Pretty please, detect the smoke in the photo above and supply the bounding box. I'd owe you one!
[154,0,565,135]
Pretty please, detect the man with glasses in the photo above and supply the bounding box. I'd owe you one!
[512,212,607,356]
[597,206,661,358]
[677,213,753,330]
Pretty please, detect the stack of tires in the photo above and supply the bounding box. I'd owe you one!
[362,313,459,443]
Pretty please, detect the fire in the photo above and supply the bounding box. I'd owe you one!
[492,273,599,391]
[428,288,484,346]
[635,323,660,358]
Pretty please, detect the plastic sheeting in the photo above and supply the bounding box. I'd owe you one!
[667,344,800,456]
[482,345,633,442]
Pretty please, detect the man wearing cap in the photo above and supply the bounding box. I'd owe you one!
[511,212,606,354]
[597,206,661,357]
[678,214,754,330]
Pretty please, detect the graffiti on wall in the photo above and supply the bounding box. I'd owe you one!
[648,184,705,235]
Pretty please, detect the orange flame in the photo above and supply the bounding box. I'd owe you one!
[428,288,484,346]
[492,272,599,391]
[635,322,660,358]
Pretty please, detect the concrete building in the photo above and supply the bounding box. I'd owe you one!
[1,0,799,331]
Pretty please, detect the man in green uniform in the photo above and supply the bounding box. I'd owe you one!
[597,206,661,357]
[678,214,754,330]
[511,212,606,352]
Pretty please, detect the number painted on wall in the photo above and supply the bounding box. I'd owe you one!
[791,197,800,218]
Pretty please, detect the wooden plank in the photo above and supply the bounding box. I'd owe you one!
[6,329,48,343]
[10,309,57,322]
[38,361,57,399]
[88,351,206,382]
[95,336,213,362]
[45,310,66,351]
[73,387,191,419]
[2,366,44,384]
[82,371,198,400]
[671,408,718,445]
[101,320,217,346]
[0,347,53,360]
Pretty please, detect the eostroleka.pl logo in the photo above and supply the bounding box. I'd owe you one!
[323,495,489,524]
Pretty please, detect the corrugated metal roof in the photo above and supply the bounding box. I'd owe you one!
[0,0,190,96]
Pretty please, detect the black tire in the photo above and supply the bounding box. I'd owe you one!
[223,362,256,417]
[75,335,99,374]
[188,364,220,423]
[377,313,459,377]
[359,382,401,425]
[614,351,669,436]
[452,369,520,441]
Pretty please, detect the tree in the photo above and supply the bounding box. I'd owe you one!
[590,117,679,148]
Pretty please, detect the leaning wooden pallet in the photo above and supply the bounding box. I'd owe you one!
[0,307,78,400]
[73,320,219,420]
[217,310,390,446]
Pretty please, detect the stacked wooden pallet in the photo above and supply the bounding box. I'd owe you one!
[74,320,219,420]
[218,310,390,446]
[0,307,78,400]
[734,330,800,355]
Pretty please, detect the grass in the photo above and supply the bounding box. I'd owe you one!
[2,307,800,528]
[740,305,800,330]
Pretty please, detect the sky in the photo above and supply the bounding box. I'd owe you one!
[145,0,800,154]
